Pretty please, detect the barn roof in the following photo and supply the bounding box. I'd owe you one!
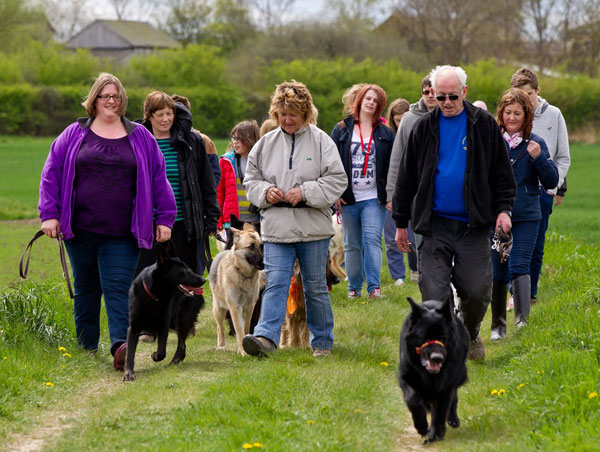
[69,20,179,50]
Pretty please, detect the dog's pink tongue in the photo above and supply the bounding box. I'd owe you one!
[427,361,442,373]
[181,285,204,295]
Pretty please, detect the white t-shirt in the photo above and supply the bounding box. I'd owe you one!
[350,130,377,202]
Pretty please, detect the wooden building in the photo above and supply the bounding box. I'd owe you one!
[68,20,179,61]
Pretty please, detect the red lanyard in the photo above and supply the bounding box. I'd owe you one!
[357,122,373,176]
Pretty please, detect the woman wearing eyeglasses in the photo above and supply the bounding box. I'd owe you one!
[216,120,261,236]
[490,88,558,339]
[38,73,176,370]
[331,84,395,300]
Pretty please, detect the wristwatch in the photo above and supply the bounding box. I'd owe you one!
[500,210,512,218]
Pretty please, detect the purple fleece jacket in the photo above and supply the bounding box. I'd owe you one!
[38,117,176,249]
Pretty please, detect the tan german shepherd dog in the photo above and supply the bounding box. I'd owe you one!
[209,223,264,355]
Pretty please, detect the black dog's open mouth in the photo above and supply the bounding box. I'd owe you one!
[178,285,203,297]
[422,358,443,374]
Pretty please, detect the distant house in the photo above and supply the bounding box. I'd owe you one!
[67,20,179,61]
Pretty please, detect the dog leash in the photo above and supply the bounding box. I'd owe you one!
[19,230,74,299]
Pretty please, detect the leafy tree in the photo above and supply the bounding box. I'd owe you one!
[0,0,51,52]
[162,0,212,46]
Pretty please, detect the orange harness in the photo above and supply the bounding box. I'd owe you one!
[415,340,445,356]
[287,277,301,315]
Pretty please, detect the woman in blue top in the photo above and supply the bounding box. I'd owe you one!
[331,84,394,300]
[490,88,558,338]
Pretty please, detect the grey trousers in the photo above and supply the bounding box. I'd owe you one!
[418,215,492,341]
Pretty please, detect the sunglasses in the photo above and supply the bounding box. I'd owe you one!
[422,89,433,96]
[436,94,460,102]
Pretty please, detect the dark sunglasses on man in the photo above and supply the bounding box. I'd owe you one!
[422,89,433,96]
[436,94,460,102]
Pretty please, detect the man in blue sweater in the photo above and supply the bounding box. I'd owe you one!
[392,65,516,361]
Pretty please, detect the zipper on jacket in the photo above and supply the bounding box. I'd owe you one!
[289,133,296,169]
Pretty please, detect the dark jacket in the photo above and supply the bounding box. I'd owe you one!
[142,102,220,241]
[392,101,516,234]
[330,116,395,205]
[508,133,558,222]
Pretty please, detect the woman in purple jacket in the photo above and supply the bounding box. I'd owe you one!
[38,72,176,370]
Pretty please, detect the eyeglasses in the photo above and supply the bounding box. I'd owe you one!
[436,94,460,102]
[230,136,241,142]
[97,94,121,102]
[422,89,433,96]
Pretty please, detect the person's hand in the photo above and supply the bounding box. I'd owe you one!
[395,228,411,253]
[334,198,346,212]
[496,212,512,233]
[526,140,541,159]
[555,195,563,206]
[41,219,60,238]
[266,187,284,204]
[156,225,171,242]
[284,187,303,206]
[386,201,392,211]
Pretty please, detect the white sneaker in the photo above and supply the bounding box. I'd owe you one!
[394,278,405,286]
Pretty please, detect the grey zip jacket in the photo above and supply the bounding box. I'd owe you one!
[244,124,347,243]
[532,97,570,194]
[386,98,430,202]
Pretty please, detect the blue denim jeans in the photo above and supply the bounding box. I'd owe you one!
[529,191,554,298]
[384,212,417,279]
[492,220,540,283]
[65,230,140,355]
[253,239,334,350]
[341,199,387,294]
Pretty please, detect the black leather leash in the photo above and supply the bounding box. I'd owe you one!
[19,230,74,298]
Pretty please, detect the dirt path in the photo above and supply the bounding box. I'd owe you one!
[7,375,121,452]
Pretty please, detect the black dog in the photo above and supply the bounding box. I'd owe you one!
[123,244,206,381]
[398,297,469,443]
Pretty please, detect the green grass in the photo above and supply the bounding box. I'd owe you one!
[0,139,599,451]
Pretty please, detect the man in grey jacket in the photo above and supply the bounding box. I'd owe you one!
[511,68,571,303]
[385,74,437,280]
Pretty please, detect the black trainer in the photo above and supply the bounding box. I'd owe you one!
[242,335,276,357]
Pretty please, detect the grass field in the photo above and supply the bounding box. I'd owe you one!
[0,138,599,451]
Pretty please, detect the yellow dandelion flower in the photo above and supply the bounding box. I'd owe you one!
[361,301,367,305]
[517,383,526,390]
[2,356,7,361]
[62,353,72,358]
[380,362,389,367]
[307,420,315,425]
[44,382,54,387]
[58,346,66,352]
[354,409,364,413]
[242,443,253,449]
[498,389,506,396]
[589,392,598,399]
[490,389,498,395]
[252,443,263,448]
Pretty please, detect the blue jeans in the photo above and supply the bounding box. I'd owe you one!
[384,213,417,279]
[254,239,334,350]
[65,230,140,355]
[341,199,387,293]
[492,220,540,283]
[529,191,554,298]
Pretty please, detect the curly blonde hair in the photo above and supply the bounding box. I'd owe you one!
[268,81,318,126]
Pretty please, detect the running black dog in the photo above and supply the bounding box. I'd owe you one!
[123,243,206,381]
[398,297,469,443]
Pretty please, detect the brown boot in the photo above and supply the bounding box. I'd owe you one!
[468,335,485,361]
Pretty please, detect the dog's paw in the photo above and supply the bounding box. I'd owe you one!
[237,348,247,356]
[216,345,227,351]
[447,415,460,428]
[151,352,165,362]
[423,429,444,444]
[415,423,428,437]
[123,371,136,382]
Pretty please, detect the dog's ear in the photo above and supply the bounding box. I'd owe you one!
[407,297,423,318]
[441,298,453,319]
[229,214,244,230]
[230,227,242,246]
[242,222,255,232]
[156,243,170,265]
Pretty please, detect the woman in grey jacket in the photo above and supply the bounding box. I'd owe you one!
[242,81,347,358]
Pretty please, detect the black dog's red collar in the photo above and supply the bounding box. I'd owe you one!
[415,340,445,356]
[143,280,158,301]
